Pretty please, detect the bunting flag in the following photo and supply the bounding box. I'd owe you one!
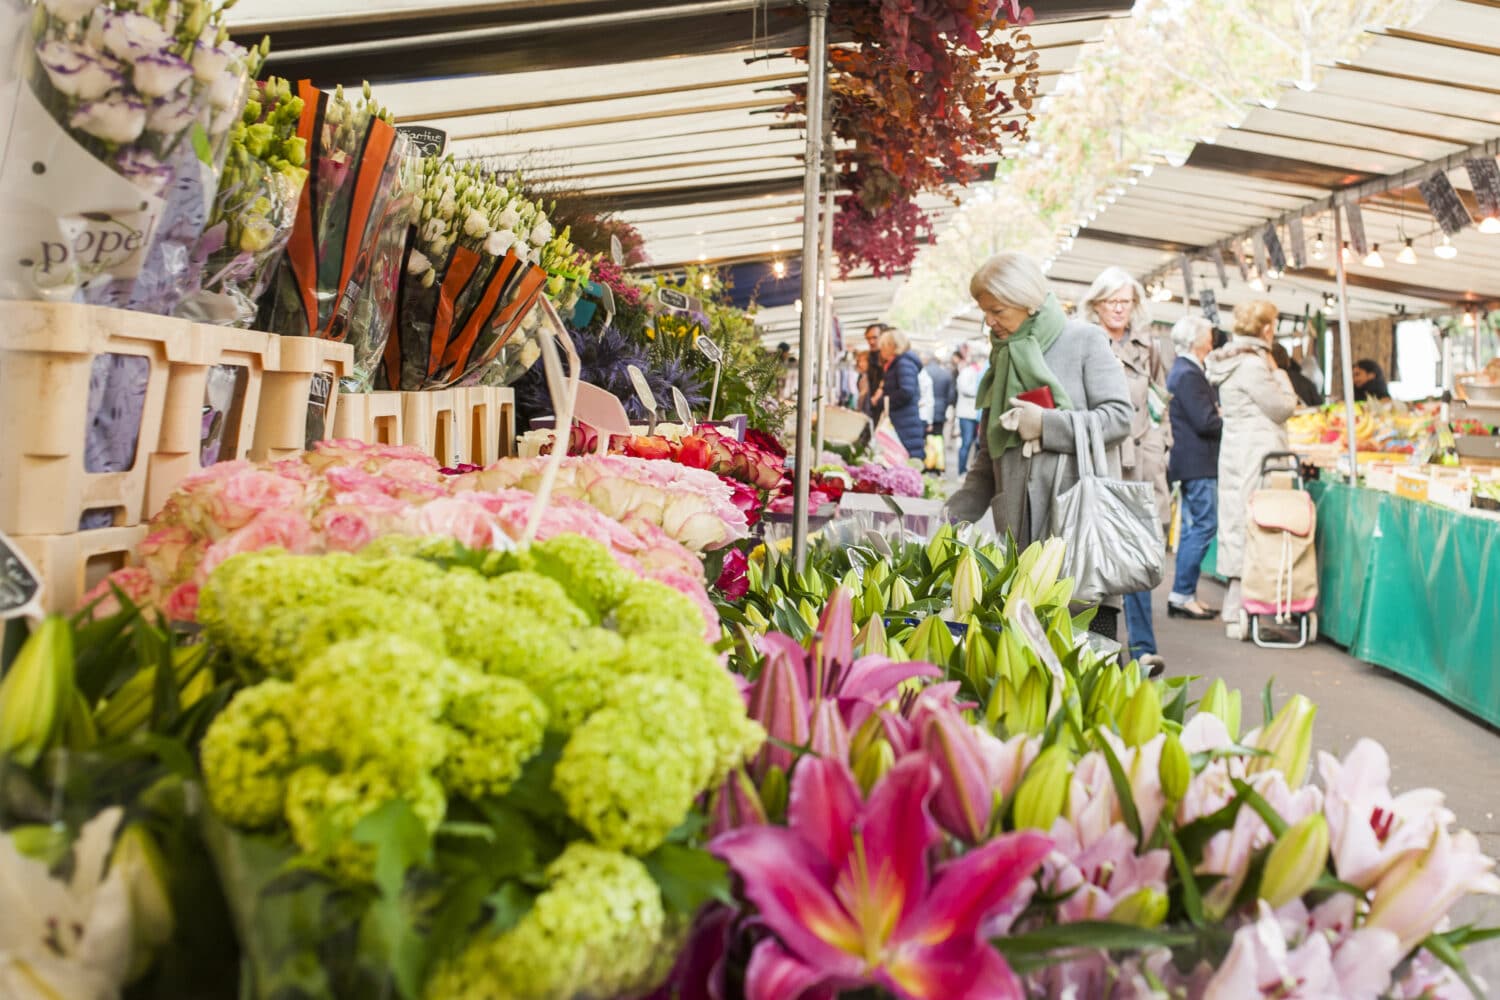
[1213,248,1229,289]
[1287,216,1307,269]
[1179,254,1194,299]
[1344,201,1369,256]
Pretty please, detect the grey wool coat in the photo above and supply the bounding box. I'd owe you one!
[946,318,1135,550]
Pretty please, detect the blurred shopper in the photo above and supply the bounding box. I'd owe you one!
[1273,342,1322,407]
[1078,267,1170,671]
[860,323,888,416]
[924,352,957,436]
[1165,316,1222,621]
[955,349,984,473]
[1352,359,1392,402]
[873,328,927,457]
[1208,300,1299,640]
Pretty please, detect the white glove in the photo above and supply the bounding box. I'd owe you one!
[1005,397,1046,442]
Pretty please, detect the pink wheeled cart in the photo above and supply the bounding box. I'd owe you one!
[1237,453,1319,649]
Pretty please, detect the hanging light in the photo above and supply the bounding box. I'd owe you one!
[1434,234,1459,259]
[1362,244,1385,268]
[1463,310,1478,328]
[1480,215,1500,235]
[700,272,713,290]
[772,259,787,279]
[1249,271,1266,292]
[1396,238,1418,265]
[1340,241,1352,263]
[1312,232,1326,261]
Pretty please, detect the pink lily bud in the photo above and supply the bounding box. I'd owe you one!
[922,707,998,843]
[809,698,851,763]
[710,767,768,836]
[746,641,809,779]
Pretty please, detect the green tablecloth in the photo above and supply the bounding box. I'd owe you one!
[1309,481,1500,727]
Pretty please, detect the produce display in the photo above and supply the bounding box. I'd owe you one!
[1287,401,1437,455]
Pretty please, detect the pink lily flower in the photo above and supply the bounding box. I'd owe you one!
[711,755,1051,1000]
[1198,771,1322,921]
[898,697,1038,844]
[1365,826,1500,953]
[1205,900,1401,1000]
[1318,738,1455,890]
[748,586,940,776]
[1042,822,1171,924]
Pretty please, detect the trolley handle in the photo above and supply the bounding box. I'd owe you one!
[1260,451,1304,489]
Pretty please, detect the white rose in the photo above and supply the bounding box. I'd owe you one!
[70,94,147,145]
[130,51,192,99]
[100,10,174,64]
[518,340,541,370]
[463,209,490,240]
[190,41,233,84]
[530,217,553,246]
[496,204,521,231]
[40,0,99,24]
[437,189,457,220]
[407,249,433,276]
[147,91,196,133]
[485,230,517,257]
[35,40,124,101]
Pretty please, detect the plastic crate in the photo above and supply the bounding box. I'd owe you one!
[331,390,405,447]
[250,337,354,462]
[11,525,147,615]
[402,390,464,468]
[0,302,191,534]
[146,326,275,517]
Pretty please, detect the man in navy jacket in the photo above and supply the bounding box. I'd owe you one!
[1165,316,1222,619]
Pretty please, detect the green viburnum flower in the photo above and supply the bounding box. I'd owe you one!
[284,763,446,883]
[531,535,634,619]
[405,568,531,667]
[610,582,705,639]
[198,551,361,670]
[621,634,765,784]
[553,676,712,854]
[278,586,448,676]
[494,627,623,733]
[488,571,588,630]
[425,843,664,1000]
[200,681,300,828]
[343,553,451,600]
[478,617,575,680]
[440,674,548,800]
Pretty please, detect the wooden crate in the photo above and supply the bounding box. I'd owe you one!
[146,327,275,516]
[332,390,405,447]
[249,337,354,462]
[401,389,465,468]
[11,525,147,615]
[0,302,191,534]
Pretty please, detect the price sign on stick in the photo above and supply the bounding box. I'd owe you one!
[1009,598,1066,719]
[0,532,41,621]
[626,364,658,433]
[610,235,625,268]
[695,337,725,419]
[671,386,694,428]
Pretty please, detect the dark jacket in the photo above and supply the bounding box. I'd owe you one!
[924,360,957,429]
[883,351,926,455]
[1166,355,1222,482]
[1286,366,1321,408]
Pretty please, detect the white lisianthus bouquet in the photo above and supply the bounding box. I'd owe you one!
[1,0,258,313]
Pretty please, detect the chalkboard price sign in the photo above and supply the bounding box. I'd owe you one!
[1465,158,1500,222]
[0,532,41,621]
[1418,171,1472,236]
[1200,288,1220,325]
[1287,216,1307,269]
[1264,224,1288,273]
[396,126,447,158]
[1212,248,1228,289]
[695,336,723,365]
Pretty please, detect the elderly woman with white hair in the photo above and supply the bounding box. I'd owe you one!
[1078,267,1171,671]
[1165,314,1223,621]
[946,253,1137,643]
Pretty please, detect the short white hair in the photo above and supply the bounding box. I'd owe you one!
[1171,315,1214,354]
[1077,266,1151,335]
[877,328,910,353]
[969,252,1050,311]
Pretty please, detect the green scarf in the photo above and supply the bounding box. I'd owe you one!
[978,292,1075,456]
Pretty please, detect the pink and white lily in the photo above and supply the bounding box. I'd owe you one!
[1318,739,1455,890]
[711,755,1051,1000]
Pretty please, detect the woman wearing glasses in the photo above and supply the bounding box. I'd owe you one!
[1078,267,1171,674]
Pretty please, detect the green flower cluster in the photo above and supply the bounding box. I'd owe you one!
[196,535,763,885]
[424,843,664,1000]
[211,76,308,257]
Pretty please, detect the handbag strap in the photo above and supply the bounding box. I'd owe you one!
[1052,410,1106,495]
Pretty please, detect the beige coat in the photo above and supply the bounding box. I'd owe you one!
[1206,337,1299,578]
[1109,327,1172,526]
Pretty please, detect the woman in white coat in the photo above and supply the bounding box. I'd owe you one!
[1206,299,1299,639]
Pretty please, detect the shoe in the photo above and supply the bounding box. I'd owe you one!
[1167,603,1217,620]
[1137,654,1166,678]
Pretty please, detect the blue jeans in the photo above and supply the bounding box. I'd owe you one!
[1172,477,1218,604]
[1124,589,1156,658]
[958,418,979,473]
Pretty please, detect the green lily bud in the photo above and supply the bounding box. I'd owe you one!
[1086,666,1122,726]
[1015,670,1048,735]
[744,604,770,633]
[986,676,1016,730]
[6,824,70,866]
[887,575,915,612]
[112,824,175,982]
[840,569,861,595]
[1012,746,1072,831]
[1118,680,1163,748]
[797,598,818,631]
[854,613,889,658]
[1251,694,1317,787]
[926,523,955,566]
[963,626,996,690]
[910,615,955,666]
[1259,813,1330,909]
[885,635,908,661]
[1159,731,1191,803]
[866,562,889,588]
[852,736,896,796]
[0,617,74,766]
[951,549,983,619]
[1199,678,1241,740]
[759,765,789,822]
[1110,887,1169,929]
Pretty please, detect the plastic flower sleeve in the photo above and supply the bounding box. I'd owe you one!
[0,0,252,313]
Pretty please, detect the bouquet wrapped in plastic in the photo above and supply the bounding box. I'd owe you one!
[178,75,308,325]
[258,81,416,390]
[380,157,566,391]
[0,0,256,313]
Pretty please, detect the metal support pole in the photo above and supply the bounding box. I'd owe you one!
[1333,207,1359,484]
[813,179,835,458]
[792,0,828,571]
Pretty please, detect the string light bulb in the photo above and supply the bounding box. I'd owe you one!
[1312,232,1326,261]
[1434,234,1459,259]
[1480,215,1500,235]
[1340,241,1352,263]
[1249,271,1266,292]
[1396,238,1417,265]
[1362,244,1385,268]
[772,260,786,279]
[700,272,713,289]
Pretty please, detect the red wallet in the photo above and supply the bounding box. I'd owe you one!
[1015,386,1056,409]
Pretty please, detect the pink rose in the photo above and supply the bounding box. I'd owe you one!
[201,509,316,577]
[162,582,200,622]
[412,497,501,550]
[323,465,393,497]
[214,469,309,531]
[80,567,156,619]
[315,505,383,552]
[329,490,407,514]
[136,524,202,587]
